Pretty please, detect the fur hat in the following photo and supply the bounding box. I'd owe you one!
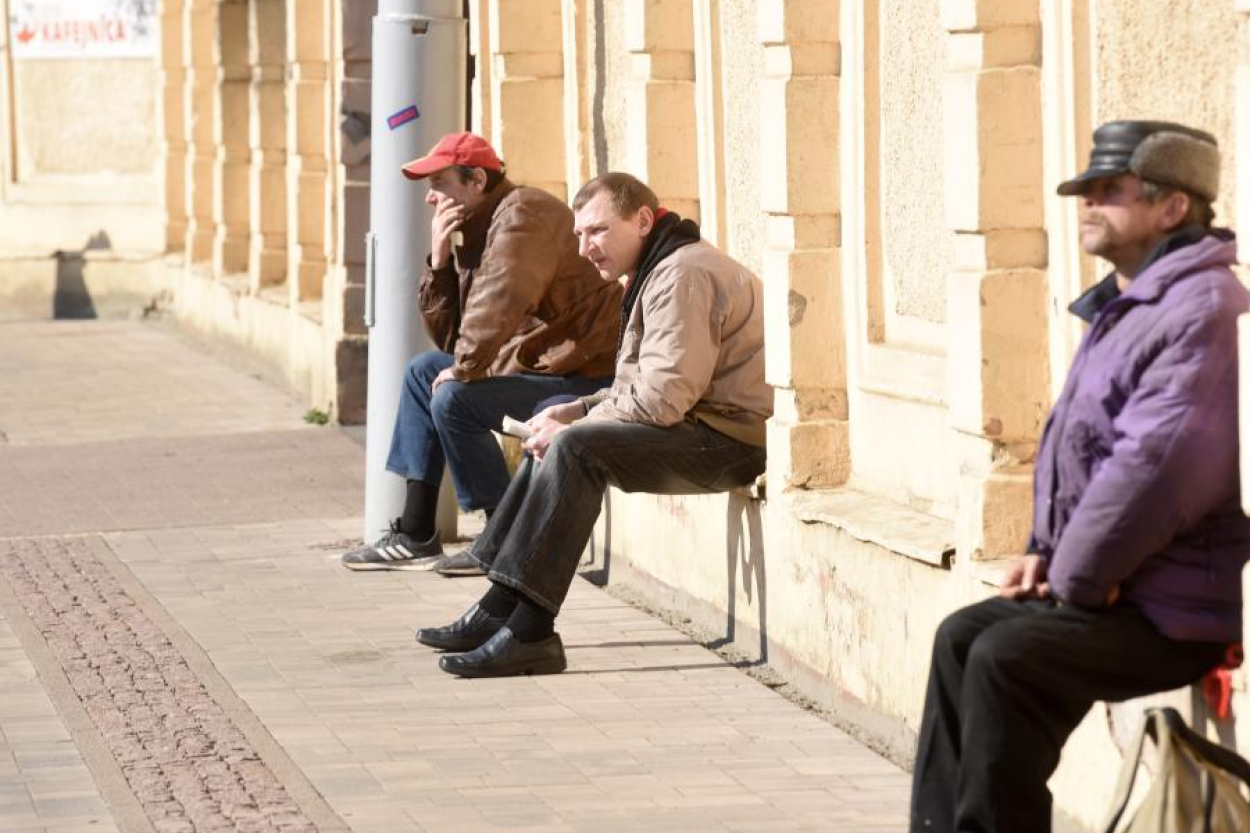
[1057,120,1219,202]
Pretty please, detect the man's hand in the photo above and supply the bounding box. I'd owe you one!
[999,554,1051,600]
[429,196,466,269]
[522,401,587,461]
[430,367,459,395]
[540,400,588,426]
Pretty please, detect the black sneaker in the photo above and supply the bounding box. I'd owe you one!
[341,522,443,571]
[434,550,487,577]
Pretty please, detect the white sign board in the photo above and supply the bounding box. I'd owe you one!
[9,0,157,60]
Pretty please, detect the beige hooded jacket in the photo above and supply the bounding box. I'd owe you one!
[580,240,771,446]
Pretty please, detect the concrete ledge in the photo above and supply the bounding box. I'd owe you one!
[973,557,1013,587]
[787,487,956,567]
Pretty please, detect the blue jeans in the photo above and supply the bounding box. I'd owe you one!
[385,351,611,512]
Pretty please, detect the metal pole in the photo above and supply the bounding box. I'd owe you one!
[364,0,466,543]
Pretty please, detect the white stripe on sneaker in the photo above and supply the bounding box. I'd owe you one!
[393,544,413,558]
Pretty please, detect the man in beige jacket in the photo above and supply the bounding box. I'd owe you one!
[414,172,772,677]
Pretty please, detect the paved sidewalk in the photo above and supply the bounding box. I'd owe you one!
[0,319,910,832]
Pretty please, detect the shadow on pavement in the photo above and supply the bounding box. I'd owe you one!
[52,231,111,320]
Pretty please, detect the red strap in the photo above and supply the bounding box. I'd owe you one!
[1201,643,1243,721]
[1203,668,1234,720]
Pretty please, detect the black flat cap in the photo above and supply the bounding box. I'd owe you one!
[1057,120,1220,201]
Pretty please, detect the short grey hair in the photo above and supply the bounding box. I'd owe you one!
[1139,179,1215,230]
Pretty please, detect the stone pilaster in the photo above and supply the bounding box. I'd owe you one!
[625,0,697,218]
[469,0,493,139]
[247,0,287,290]
[1235,0,1250,271]
[335,0,373,340]
[941,0,1048,562]
[489,0,566,197]
[212,0,252,276]
[692,0,724,247]
[1237,0,1250,515]
[757,0,846,490]
[561,0,593,189]
[161,0,188,253]
[286,0,330,302]
[183,0,217,262]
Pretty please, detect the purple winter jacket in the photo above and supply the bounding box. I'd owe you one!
[1030,230,1250,643]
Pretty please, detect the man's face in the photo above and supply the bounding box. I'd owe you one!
[573,193,654,280]
[425,167,488,213]
[1078,174,1181,270]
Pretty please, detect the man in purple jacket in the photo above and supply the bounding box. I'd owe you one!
[910,120,1250,833]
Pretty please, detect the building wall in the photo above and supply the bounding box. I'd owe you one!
[0,0,163,265]
[717,0,763,274]
[878,0,953,326]
[13,61,157,177]
[1094,0,1239,229]
[465,1,1250,830]
[151,0,370,421]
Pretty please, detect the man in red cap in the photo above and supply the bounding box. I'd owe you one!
[342,133,622,572]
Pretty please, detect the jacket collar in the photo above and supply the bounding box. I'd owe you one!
[1067,274,1119,323]
[1066,227,1235,322]
[454,178,516,268]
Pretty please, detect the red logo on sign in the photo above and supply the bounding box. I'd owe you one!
[18,18,131,48]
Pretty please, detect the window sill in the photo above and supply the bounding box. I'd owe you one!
[787,487,955,568]
[972,559,1014,588]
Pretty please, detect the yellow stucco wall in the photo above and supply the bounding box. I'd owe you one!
[717,0,763,275]
[599,0,632,174]
[0,51,162,258]
[13,60,158,178]
[878,0,953,325]
[1094,0,1239,227]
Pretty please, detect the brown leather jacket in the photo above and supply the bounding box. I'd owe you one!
[418,179,621,382]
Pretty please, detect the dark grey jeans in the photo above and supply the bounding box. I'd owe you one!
[469,418,766,615]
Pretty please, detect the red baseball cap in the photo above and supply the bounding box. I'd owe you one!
[401,132,503,180]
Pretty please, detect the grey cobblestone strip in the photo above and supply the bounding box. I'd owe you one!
[0,536,348,833]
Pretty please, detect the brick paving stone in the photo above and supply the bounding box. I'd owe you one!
[0,537,322,833]
[0,611,120,833]
[0,432,364,539]
[0,321,311,447]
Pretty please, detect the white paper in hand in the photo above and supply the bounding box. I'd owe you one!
[500,416,534,440]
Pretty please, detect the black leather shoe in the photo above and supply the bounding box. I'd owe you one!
[439,627,566,678]
[414,604,506,652]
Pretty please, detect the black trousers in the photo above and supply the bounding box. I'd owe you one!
[909,597,1227,833]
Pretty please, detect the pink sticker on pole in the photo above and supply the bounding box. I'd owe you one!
[387,105,420,130]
